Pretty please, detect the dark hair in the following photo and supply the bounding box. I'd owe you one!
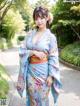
[33,6,50,28]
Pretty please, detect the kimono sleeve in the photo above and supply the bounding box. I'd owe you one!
[19,31,32,76]
[17,31,32,97]
[48,34,60,79]
[48,33,62,106]
[19,31,32,57]
[48,34,61,93]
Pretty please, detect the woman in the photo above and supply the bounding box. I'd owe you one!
[17,6,62,106]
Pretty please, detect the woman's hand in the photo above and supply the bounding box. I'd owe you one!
[46,76,53,87]
[30,50,47,59]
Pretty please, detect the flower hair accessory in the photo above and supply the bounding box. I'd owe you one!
[48,12,53,24]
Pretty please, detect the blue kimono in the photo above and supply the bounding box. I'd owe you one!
[17,29,62,106]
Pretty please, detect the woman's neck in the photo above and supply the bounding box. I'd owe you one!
[38,27,47,33]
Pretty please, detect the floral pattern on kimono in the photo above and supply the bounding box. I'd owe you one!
[17,29,62,106]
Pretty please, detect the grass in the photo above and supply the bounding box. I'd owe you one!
[0,64,9,99]
[60,42,80,67]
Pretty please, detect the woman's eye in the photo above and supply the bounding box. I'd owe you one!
[41,17,44,19]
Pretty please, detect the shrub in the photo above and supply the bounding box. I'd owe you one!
[60,42,80,67]
[0,38,7,50]
[17,36,25,41]
[0,65,9,99]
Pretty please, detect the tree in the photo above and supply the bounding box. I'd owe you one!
[13,0,32,30]
[1,9,25,41]
[34,0,52,10]
[70,4,80,39]
[0,0,26,41]
[0,0,13,25]
[51,0,80,47]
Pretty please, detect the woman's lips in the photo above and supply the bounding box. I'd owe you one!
[38,24,42,25]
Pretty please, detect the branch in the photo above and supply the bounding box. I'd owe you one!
[0,0,13,24]
[70,26,80,40]
[0,0,8,11]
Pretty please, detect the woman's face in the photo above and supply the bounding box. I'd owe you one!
[35,16,48,29]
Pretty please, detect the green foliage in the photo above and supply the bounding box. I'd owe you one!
[51,0,80,47]
[34,0,51,10]
[17,35,25,41]
[7,40,13,49]
[0,0,13,25]
[0,0,4,4]
[0,37,7,50]
[0,64,9,99]
[60,42,80,67]
[21,12,31,31]
[58,19,76,26]
[0,77,9,98]
[71,4,80,13]
[51,25,74,48]
[0,9,25,40]
[0,38,4,50]
[14,0,32,31]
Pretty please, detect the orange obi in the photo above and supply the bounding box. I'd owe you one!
[30,55,48,64]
